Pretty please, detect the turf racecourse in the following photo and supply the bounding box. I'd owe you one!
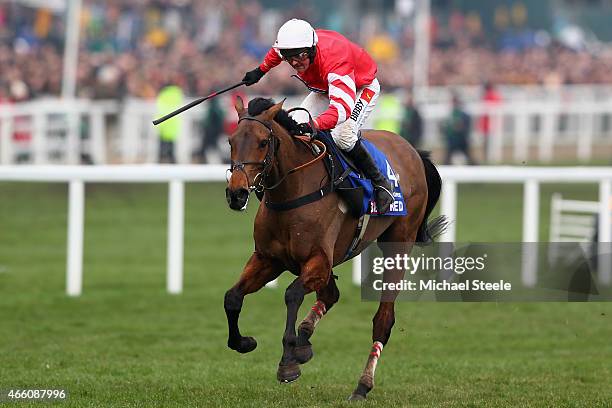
[0,182,611,407]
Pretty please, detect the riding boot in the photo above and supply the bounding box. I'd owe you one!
[345,139,395,214]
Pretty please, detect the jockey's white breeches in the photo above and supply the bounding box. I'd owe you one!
[291,78,380,151]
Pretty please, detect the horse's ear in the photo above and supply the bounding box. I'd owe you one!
[262,98,285,121]
[234,95,246,117]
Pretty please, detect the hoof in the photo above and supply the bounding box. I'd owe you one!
[347,393,367,402]
[228,336,257,354]
[277,363,301,383]
[348,381,372,402]
[293,343,313,364]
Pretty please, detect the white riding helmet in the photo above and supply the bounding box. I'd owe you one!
[274,19,318,49]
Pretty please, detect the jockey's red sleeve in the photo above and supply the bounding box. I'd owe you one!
[259,48,282,73]
[315,69,357,130]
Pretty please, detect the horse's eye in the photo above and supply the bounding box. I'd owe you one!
[259,139,269,148]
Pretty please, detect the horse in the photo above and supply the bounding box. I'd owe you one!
[223,96,444,401]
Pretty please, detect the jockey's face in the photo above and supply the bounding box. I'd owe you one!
[283,51,310,73]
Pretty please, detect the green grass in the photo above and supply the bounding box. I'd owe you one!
[0,182,611,407]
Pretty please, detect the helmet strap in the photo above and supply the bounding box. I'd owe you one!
[308,46,317,64]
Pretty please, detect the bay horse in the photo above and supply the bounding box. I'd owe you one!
[224,96,443,400]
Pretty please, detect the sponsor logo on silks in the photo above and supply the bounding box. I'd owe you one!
[361,88,375,103]
[369,198,404,215]
[349,100,364,122]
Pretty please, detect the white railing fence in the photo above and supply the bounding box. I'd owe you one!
[2,86,612,165]
[437,166,612,286]
[0,165,225,296]
[0,99,118,165]
[422,101,612,164]
[548,193,602,266]
[1,165,611,296]
[549,194,600,243]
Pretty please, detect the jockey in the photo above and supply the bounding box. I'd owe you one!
[242,19,394,214]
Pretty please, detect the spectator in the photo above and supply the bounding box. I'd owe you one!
[10,80,32,163]
[373,92,402,135]
[399,94,423,149]
[4,1,612,103]
[197,97,225,163]
[478,81,502,162]
[441,94,476,165]
[156,84,183,164]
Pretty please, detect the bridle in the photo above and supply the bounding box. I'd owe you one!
[228,110,327,194]
[229,116,276,193]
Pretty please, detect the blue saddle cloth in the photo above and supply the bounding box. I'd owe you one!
[317,131,407,217]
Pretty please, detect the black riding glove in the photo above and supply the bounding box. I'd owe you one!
[242,67,265,86]
[296,122,313,135]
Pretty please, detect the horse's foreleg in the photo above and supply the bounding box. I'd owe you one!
[224,252,282,354]
[277,277,307,382]
[277,249,330,382]
[294,274,340,364]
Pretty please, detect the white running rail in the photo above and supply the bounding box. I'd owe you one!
[0,165,611,295]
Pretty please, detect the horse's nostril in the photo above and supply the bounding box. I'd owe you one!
[226,188,250,210]
[236,188,249,201]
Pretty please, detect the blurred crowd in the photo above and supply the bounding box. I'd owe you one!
[2,0,612,102]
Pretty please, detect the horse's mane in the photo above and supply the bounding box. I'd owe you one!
[248,97,300,135]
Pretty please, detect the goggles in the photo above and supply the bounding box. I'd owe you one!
[279,48,310,63]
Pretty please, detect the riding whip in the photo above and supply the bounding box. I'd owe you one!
[152,81,246,125]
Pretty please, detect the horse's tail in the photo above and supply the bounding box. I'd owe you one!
[416,150,448,245]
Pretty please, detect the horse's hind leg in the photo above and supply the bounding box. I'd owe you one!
[349,302,395,401]
[224,252,282,354]
[349,236,414,401]
[294,273,340,364]
[278,248,331,382]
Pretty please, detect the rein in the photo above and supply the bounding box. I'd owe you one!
[265,136,327,190]
[231,113,327,195]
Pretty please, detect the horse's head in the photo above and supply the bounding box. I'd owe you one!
[226,96,285,211]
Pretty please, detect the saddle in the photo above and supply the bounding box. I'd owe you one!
[315,130,407,218]
[314,131,367,218]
